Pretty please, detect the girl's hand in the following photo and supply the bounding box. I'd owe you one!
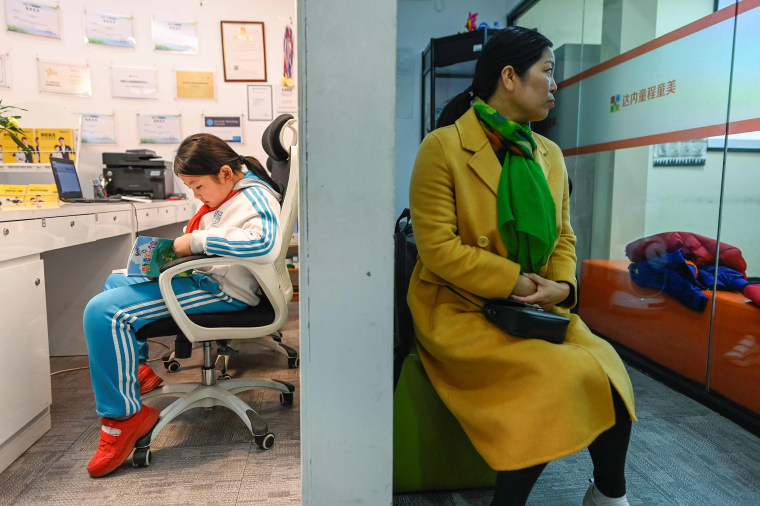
[172,234,193,257]
[510,272,570,310]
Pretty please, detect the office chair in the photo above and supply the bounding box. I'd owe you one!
[159,115,300,375]
[131,114,299,466]
[211,113,300,376]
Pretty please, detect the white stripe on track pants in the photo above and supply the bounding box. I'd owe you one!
[84,272,247,418]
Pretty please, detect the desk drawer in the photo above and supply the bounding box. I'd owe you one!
[176,202,193,221]
[157,205,177,226]
[96,210,132,238]
[135,207,161,230]
[0,219,44,261]
[41,214,96,250]
[136,206,177,231]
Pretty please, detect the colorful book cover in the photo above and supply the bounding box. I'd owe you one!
[126,236,181,277]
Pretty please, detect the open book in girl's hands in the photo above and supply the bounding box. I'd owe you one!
[126,236,182,277]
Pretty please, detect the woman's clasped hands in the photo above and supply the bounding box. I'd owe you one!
[510,272,570,310]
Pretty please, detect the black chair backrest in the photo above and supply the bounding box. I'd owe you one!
[394,208,417,390]
[262,113,295,197]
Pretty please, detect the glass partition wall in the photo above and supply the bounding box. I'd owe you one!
[513,0,759,423]
[708,2,760,417]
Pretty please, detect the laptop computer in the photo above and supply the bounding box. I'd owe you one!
[50,158,121,203]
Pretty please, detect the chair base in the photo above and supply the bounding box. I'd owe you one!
[141,376,293,442]
[134,341,296,466]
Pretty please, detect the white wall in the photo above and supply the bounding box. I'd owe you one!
[298,0,396,503]
[0,0,297,196]
[644,149,760,277]
[394,0,519,215]
[515,0,603,47]
[719,151,760,277]
[655,0,714,37]
[514,0,713,59]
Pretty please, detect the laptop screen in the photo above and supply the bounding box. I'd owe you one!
[50,158,83,198]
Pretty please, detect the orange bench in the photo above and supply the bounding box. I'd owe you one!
[579,259,760,416]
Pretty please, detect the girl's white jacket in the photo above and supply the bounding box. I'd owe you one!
[188,171,282,306]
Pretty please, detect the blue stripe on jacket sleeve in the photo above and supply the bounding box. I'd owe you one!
[205,187,276,256]
[205,187,278,257]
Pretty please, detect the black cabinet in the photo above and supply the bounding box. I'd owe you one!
[421,28,500,139]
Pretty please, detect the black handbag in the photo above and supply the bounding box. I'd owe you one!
[445,287,569,344]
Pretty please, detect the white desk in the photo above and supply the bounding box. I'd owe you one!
[0,200,194,473]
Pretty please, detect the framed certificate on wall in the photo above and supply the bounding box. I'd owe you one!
[247,85,273,121]
[221,21,267,82]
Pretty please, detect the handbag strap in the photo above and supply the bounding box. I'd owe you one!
[444,285,544,311]
[444,285,484,309]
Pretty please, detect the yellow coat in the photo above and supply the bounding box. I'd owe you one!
[407,108,636,471]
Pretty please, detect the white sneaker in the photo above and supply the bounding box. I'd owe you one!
[583,480,629,506]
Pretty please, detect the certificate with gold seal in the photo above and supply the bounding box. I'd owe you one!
[221,21,267,82]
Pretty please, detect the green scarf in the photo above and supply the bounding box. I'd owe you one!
[472,98,557,273]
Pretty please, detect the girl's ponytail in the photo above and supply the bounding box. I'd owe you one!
[240,155,283,196]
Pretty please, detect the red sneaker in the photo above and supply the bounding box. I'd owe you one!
[87,404,160,478]
[138,364,163,394]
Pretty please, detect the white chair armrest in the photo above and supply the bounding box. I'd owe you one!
[157,256,288,343]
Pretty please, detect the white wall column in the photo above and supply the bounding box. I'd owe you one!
[298,0,396,504]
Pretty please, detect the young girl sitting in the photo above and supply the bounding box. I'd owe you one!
[84,133,283,478]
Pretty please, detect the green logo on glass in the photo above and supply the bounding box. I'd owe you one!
[610,94,621,113]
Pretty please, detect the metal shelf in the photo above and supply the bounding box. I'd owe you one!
[421,28,501,139]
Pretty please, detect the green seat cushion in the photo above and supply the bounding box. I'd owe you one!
[393,344,497,493]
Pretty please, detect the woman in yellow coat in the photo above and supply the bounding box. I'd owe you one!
[408,27,636,506]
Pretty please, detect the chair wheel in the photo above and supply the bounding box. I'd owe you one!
[280,392,294,406]
[288,357,300,369]
[132,447,151,467]
[219,373,232,381]
[272,332,283,343]
[254,432,275,450]
[164,360,180,373]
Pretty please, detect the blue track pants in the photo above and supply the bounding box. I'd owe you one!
[84,272,247,418]
[103,274,153,363]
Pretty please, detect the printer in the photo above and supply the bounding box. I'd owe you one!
[102,149,174,199]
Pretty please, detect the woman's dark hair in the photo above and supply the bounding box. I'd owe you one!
[174,133,282,194]
[435,27,553,129]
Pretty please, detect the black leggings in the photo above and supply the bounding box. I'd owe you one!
[490,388,632,506]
